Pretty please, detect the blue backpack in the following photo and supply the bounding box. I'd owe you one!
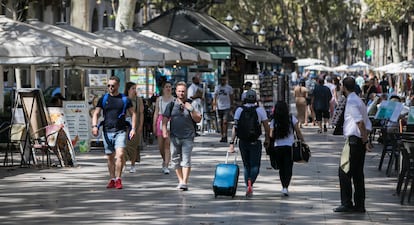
[98,93,129,129]
[101,93,128,119]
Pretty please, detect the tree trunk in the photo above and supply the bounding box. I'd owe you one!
[115,0,137,31]
[389,21,402,62]
[70,0,89,31]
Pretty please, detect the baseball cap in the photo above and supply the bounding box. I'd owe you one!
[245,90,257,103]
[244,81,252,87]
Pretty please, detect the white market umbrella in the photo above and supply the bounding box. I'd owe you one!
[348,61,373,71]
[293,58,325,66]
[402,67,414,74]
[304,64,332,71]
[387,67,414,74]
[374,62,402,72]
[332,64,349,72]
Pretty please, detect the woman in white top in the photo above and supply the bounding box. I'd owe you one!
[153,81,174,174]
[269,101,305,196]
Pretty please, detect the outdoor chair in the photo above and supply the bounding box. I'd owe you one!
[399,137,414,204]
[378,126,401,176]
[30,124,63,167]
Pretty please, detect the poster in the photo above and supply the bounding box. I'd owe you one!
[61,102,90,153]
[89,74,108,86]
[130,68,155,98]
[47,106,77,166]
[374,100,403,122]
[85,86,107,146]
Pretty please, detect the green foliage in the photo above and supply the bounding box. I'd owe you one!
[364,0,414,23]
[209,0,357,59]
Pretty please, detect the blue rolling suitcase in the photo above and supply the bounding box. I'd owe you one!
[212,151,239,198]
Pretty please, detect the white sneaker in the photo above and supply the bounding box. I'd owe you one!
[129,166,136,173]
[282,188,289,196]
[162,167,170,174]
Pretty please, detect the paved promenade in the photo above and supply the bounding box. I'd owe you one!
[0,125,413,224]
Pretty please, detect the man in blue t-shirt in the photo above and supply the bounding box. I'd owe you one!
[92,76,136,189]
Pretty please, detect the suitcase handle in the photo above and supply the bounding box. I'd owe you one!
[225,151,237,164]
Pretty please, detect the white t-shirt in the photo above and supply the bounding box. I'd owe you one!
[187,83,200,100]
[291,71,298,82]
[324,82,336,101]
[343,92,372,138]
[214,84,233,110]
[270,115,298,147]
[234,104,268,133]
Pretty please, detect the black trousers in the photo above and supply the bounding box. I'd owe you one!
[338,136,366,208]
[273,145,293,188]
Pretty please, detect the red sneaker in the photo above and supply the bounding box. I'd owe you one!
[107,179,115,188]
[115,178,123,189]
[246,179,253,197]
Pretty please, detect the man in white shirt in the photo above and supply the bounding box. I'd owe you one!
[213,76,233,143]
[187,76,203,136]
[334,76,372,213]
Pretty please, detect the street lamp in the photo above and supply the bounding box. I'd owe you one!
[273,26,288,57]
[224,12,234,28]
[252,19,260,34]
[257,26,266,44]
[232,23,241,32]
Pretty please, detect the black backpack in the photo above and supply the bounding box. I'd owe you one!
[236,106,261,142]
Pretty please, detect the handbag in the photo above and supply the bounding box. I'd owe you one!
[291,116,311,163]
[292,140,311,163]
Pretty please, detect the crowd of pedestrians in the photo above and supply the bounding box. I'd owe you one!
[91,70,407,214]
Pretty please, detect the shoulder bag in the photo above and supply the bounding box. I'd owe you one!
[291,116,311,163]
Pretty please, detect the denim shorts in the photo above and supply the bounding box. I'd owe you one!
[217,109,231,121]
[103,130,127,155]
[170,136,194,169]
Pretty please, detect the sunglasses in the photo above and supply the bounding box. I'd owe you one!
[107,84,116,88]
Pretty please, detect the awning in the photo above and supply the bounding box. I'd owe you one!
[196,46,230,59]
[28,20,143,61]
[234,47,281,63]
[139,30,210,64]
[0,57,63,65]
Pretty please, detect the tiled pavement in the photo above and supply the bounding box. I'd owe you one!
[0,124,413,225]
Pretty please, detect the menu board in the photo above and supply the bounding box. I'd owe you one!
[408,106,414,125]
[62,101,90,153]
[374,100,404,122]
[85,86,107,147]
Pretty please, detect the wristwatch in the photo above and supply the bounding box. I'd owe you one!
[92,125,98,128]
[229,141,235,145]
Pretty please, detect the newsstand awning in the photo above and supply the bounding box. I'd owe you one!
[233,47,281,64]
[196,46,231,59]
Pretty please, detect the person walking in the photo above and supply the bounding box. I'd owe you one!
[293,79,308,127]
[228,90,270,197]
[324,76,337,120]
[187,75,204,136]
[91,76,136,189]
[268,101,305,197]
[305,74,317,125]
[153,81,174,174]
[124,82,144,173]
[334,76,371,213]
[312,77,332,133]
[213,76,233,143]
[162,81,202,191]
